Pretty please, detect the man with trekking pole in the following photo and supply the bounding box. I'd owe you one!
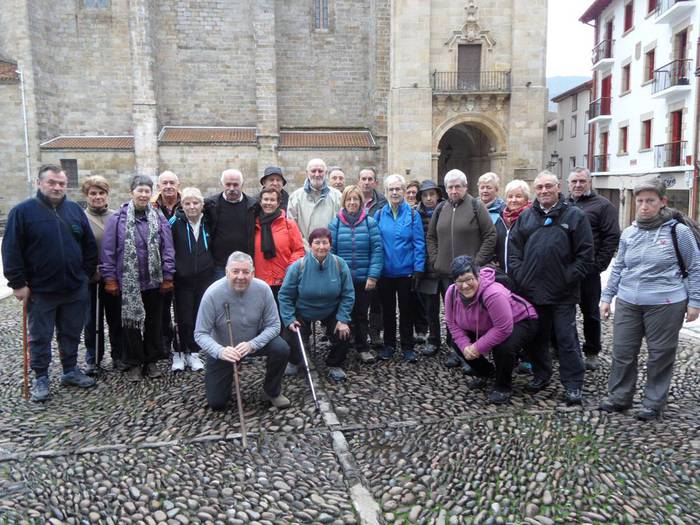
[2,164,99,402]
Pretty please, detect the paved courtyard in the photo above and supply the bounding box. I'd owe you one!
[0,296,698,525]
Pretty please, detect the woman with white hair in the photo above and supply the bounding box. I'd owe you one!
[494,179,532,271]
[478,172,506,224]
[374,174,426,362]
[168,187,215,372]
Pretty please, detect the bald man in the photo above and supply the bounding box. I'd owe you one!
[154,170,182,219]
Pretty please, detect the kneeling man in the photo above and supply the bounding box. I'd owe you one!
[195,251,291,410]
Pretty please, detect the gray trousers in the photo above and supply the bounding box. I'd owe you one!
[608,298,687,410]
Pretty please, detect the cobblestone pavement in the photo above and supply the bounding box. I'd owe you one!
[0,298,698,524]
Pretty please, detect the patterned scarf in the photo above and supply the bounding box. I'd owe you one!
[121,202,163,330]
[502,202,531,228]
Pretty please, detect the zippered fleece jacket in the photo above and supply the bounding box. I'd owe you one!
[287,179,342,241]
[374,201,425,278]
[445,267,538,355]
[601,219,700,308]
[194,277,280,360]
[2,192,97,293]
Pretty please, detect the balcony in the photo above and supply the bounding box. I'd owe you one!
[588,97,612,124]
[652,59,692,98]
[431,71,511,94]
[654,140,688,168]
[593,155,610,173]
[655,0,695,25]
[591,40,614,72]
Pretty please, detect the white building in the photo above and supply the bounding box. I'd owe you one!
[581,0,699,225]
[550,81,593,179]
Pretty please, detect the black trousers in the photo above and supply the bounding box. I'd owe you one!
[287,314,350,367]
[84,281,124,364]
[351,281,372,352]
[532,304,584,390]
[378,276,414,351]
[174,271,216,354]
[410,289,428,335]
[466,319,539,391]
[438,278,458,350]
[123,289,163,367]
[368,288,382,342]
[579,272,602,356]
[205,335,290,410]
[419,292,441,346]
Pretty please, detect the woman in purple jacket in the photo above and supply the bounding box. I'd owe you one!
[101,175,176,382]
[445,255,538,404]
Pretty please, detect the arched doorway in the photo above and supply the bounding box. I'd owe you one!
[437,124,494,189]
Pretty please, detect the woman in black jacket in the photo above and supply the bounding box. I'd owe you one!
[169,187,216,372]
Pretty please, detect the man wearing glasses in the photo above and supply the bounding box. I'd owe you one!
[287,158,342,244]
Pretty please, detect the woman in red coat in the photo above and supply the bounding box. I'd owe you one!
[254,187,306,299]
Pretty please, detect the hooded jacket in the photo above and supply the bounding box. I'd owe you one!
[253,209,306,287]
[169,209,214,280]
[101,202,175,290]
[444,266,538,355]
[507,196,594,305]
[287,179,342,241]
[567,191,620,273]
[486,197,506,224]
[2,191,97,293]
[329,207,383,282]
[374,201,426,278]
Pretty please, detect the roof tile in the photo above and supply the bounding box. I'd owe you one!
[279,130,376,149]
[40,136,134,150]
[159,126,256,144]
[0,60,19,82]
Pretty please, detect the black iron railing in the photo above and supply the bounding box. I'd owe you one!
[655,140,687,167]
[656,0,692,18]
[432,71,511,93]
[589,97,611,119]
[592,39,614,64]
[593,155,610,172]
[653,59,692,93]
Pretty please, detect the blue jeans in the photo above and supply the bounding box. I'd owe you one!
[28,282,89,377]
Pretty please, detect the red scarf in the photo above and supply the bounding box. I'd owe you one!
[502,201,531,228]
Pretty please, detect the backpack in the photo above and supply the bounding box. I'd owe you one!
[670,213,700,278]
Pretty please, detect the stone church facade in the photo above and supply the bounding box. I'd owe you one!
[0,0,547,213]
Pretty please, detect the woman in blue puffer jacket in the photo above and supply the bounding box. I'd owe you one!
[330,185,383,364]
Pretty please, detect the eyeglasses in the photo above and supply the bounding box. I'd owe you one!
[455,276,477,286]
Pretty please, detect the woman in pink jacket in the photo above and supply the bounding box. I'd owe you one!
[445,255,538,404]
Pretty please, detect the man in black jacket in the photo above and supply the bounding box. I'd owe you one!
[568,168,620,371]
[204,168,257,279]
[2,165,98,401]
[508,171,594,405]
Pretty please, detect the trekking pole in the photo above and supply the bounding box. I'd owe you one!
[171,294,182,356]
[95,284,101,370]
[223,303,248,448]
[295,327,320,411]
[22,298,29,400]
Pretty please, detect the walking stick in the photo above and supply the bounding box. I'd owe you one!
[22,299,29,400]
[223,303,248,448]
[171,294,182,356]
[295,327,320,411]
[95,284,102,368]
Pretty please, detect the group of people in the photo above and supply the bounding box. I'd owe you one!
[2,160,697,421]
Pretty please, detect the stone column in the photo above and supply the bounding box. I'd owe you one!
[387,0,433,177]
[507,0,548,178]
[254,0,279,176]
[128,0,159,178]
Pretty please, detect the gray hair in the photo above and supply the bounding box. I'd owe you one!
[181,187,204,203]
[158,170,179,183]
[226,251,254,270]
[384,173,406,190]
[444,169,468,187]
[220,169,243,185]
[478,172,500,188]
[504,179,531,200]
[306,158,327,172]
[534,170,559,185]
[130,175,153,191]
[569,167,591,180]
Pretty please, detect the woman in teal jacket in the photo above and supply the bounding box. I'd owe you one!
[329,185,383,364]
[374,174,426,362]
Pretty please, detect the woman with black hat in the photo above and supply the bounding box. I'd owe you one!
[259,166,289,212]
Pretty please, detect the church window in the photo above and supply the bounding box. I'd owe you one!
[83,0,110,7]
[314,0,330,30]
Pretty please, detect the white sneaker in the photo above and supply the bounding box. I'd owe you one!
[171,352,185,372]
[186,353,204,372]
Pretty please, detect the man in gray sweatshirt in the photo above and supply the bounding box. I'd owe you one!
[195,251,291,409]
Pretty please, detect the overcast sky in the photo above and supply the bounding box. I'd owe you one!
[547,0,595,77]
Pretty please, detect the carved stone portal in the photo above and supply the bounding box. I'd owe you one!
[445,1,495,51]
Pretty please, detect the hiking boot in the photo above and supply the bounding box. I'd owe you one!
[402,350,418,363]
[145,363,162,379]
[563,389,583,406]
[378,346,395,361]
[186,353,205,371]
[488,389,512,405]
[358,351,376,364]
[462,361,475,376]
[265,393,291,409]
[635,407,661,421]
[445,352,461,368]
[422,343,438,357]
[125,366,143,382]
[585,355,600,371]
[113,359,129,372]
[171,352,185,372]
[328,367,347,381]
[414,332,427,344]
[83,363,100,376]
[598,398,631,413]
[525,377,551,393]
[285,362,300,376]
[516,361,533,375]
[61,369,97,389]
[31,375,50,402]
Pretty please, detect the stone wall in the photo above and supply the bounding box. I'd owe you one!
[277,149,383,189]
[0,82,30,217]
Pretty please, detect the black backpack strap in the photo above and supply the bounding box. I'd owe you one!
[670,222,688,279]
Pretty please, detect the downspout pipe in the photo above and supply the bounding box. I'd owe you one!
[692,37,700,220]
